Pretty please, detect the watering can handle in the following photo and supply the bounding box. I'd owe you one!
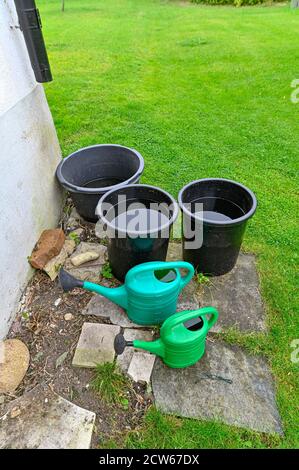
[176,261,194,289]
[163,307,218,336]
[126,260,194,285]
[200,307,219,331]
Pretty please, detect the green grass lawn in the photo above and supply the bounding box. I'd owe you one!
[40,0,298,448]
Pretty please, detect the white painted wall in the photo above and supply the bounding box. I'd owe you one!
[0,1,63,338]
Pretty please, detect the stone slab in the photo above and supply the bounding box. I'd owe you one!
[44,239,76,280]
[177,279,199,311]
[116,328,154,373]
[127,351,156,384]
[152,340,282,435]
[65,207,82,231]
[116,347,134,374]
[82,294,144,328]
[198,254,266,332]
[64,242,107,282]
[0,385,95,449]
[166,242,182,263]
[95,219,108,240]
[72,323,120,368]
[167,242,199,311]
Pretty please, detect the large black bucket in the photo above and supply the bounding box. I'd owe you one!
[96,184,178,281]
[56,144,144,222]
[178,178,257,276]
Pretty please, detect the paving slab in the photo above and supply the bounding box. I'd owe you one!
[95,219,108,240]
[64,242,107,282]
[116,328,154,373]
[167,242,199,311]
[65,207,82,231]
[72,323,120,368]
[177,279,199,311]
[152,340,282,435]
[0,385,95,449]
[172,212,182,241]
[199,253,266,332]
[166,242,182,263]
[128,352,156,384]
[44,239,76,280]
[82,294,144,328]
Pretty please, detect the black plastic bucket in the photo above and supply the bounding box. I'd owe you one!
[178,178,257,276]
[56,144,144,222]
[96,184,178,281]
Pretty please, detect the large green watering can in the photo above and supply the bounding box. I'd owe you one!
[59,261,194,325]
[114,307,219,368]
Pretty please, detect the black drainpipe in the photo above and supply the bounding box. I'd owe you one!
[14,0,52,83]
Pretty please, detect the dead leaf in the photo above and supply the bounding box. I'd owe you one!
[55,351,68,369]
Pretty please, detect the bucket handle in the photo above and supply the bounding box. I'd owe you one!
[126,260,194,286]
[163,307,218,336]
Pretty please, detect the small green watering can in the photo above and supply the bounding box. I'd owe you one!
[59,261,194,325]
[114,307,218,368]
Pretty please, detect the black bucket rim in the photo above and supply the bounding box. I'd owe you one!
[96,183,179,236]
[178,178,257,226]
[56,144,144,194]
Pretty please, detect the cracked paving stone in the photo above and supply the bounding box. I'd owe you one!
[63,242,107,283]
[0,384,95,449]
[72,322,120,368]
[167,242,199,311]
[82,294,144,328]
[127,352,156,384]
[152,340,282,435]
[116,328,154,373]
[199,253,266,333]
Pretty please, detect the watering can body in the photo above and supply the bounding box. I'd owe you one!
[123,261,194,325]
[61,260,194,326]
[133,307,218,368]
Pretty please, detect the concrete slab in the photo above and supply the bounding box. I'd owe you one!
[177,279,199,311]
[152,340,282,435]
[72,323,120,368]
[199,253,266,332]
[95,219,108,240]
[116,328,154,373]
[0,385,95,449]
[128,352,156,384]
[166,242,182,263]
[44,239,76,280]
[167,242,199,311]
[65,207,81,231]
[64,242,107,283]
[82,294,144,328]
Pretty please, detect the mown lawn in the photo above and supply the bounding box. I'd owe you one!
[40,0,298,448]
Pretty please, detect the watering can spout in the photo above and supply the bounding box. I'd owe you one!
[59,268,128,309]
[133,339,165,358]
[84,281,128,309]
[59,268,84,291]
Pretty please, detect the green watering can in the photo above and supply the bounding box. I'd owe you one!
[114,307,218,368]
[59,261,194,325]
